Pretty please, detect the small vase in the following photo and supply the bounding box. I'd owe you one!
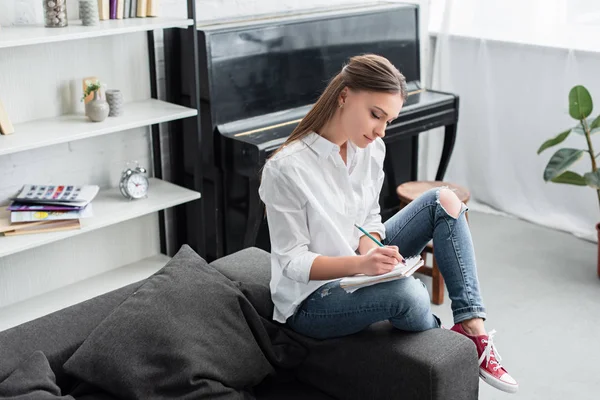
[79,0,99,26]
[106,89,124,117]
[85,91,109,122]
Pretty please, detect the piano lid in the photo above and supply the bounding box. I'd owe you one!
[216,82,458,168]
[217,82,456,142]
[197,2,420,127]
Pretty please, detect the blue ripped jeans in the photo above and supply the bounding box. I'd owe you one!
[286,188,486,340]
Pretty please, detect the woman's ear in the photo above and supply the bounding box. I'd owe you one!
[339,87,349,106]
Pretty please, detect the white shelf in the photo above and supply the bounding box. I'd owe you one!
[0,99,197,156]
[0,178,200,258]
[0,18,193,49]
[0,254,170,332]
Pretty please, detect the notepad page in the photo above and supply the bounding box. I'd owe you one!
[339,255,424,290]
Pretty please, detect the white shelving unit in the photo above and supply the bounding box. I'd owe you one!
[0,17,202,331]
[0,18,193,49]
[0,254,171,332]
[0,178,200,258]
[0,99,197,156]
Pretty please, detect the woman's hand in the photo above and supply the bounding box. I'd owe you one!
[358,246,405,276]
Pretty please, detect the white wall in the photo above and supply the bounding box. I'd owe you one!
[0,0,431,309]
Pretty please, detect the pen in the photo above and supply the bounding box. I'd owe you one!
[354,223,405,264]
[354,224,384,247]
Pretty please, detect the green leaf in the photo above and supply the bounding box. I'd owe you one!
[543,148,585,181]
[550,171,587,186]
[585,170,600,189]
[591,115,600,130]
[571,117,600,135]
[569,85,593,119]
[537,129,571,154]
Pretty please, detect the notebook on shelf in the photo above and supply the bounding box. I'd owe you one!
[9,184,99,207]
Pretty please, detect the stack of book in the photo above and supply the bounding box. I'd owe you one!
[0,185,99,236]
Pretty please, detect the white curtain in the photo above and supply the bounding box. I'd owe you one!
[420,0,600,242]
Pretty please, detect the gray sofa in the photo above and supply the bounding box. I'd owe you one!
[0,246,479,399]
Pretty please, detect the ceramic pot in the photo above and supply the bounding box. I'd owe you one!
[85,91,109,122]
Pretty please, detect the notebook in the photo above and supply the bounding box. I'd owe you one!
[340,255,424,293]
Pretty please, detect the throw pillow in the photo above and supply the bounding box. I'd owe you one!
[63,245,276,400]
[0,350,74,399]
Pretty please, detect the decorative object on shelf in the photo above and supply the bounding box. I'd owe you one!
[78,0,99,26]
[82,81,109,122]
[119,162,150,200]
[43,0,68,28]
[537,84,600,278]
[0,99,15,135]
[106,89,124,116]
[82,76,99,106]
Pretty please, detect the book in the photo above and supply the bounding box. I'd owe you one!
[130,0,138,17]
[7,202,86,212]
[0,209,81,236]
[0,99,14,135]
[110,0,117,19]
[98,0,110,20]
[10,204,93,223]
[2,220,81,236]
[137,0,147,17]
[117,0,124,19]
[10,184,99,207]
[123,0,131,18]
[146,0,157,17]
[340,255,424,293]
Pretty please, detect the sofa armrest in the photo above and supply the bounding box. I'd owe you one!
[292,322,479,400]
[0,281,143,391]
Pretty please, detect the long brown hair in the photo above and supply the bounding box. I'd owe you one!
[268,54,408,161]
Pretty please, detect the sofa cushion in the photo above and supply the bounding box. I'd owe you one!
[63,244,303,399]
[209,247,273,319]
[254,376,334,400]
[0,350,74,399]
[0,282,142,393]
[291,321,479,400]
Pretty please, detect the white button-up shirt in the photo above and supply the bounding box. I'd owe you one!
[258,132,386,323]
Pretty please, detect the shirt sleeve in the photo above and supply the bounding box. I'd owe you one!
[258,163,319,284]
[361,141,386,240]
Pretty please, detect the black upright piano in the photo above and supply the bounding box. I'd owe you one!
[165,2,459,261]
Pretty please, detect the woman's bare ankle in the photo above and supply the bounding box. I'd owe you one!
[461,318,486,336]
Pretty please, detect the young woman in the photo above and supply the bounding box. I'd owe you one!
[258,54,518,394]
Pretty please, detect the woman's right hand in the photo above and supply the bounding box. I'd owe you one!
[359,246,405,276]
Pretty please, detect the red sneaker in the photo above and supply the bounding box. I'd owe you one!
[451,323,518,393]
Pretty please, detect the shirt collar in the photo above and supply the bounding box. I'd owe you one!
[301,132,341,159]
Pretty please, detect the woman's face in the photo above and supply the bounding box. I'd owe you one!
[339,88,404,148]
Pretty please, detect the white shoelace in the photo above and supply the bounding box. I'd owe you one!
[479,329,504,371]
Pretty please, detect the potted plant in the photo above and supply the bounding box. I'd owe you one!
[537,85,600,277]
[81,80,109,122]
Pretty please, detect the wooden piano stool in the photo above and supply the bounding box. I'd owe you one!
[396,181,470,305]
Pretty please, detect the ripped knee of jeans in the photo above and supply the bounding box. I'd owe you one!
[435,187,468,220]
